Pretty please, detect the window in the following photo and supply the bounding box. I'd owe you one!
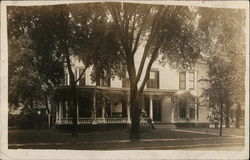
[189,72,195,90]
[74,69,77,81]
[122,68,130,87]
[189,108,195,119]
[179,100,186,118]
[179,72,186,90]
[100,77,111,87]
[94,70,111,87]
[189,98,195,119]
[79,69,85,86]
[65,72,75,86]
[147,70,159,89]
[65,73,69,86]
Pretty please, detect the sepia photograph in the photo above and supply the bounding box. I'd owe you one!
[0,1,249,159]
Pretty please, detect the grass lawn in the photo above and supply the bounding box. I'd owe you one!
[8,128,245,150]
[184,128,245,137]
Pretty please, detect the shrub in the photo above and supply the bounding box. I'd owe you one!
[8,108,48,129]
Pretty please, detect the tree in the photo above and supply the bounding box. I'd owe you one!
[198,7,245,134]
[106,3,202,139]
[52,4,123,136]
[8,6,65,128]
[8,3,123,136]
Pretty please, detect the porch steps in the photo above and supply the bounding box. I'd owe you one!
[154,123,176,129]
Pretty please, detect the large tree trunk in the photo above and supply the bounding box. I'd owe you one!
[44,95,51,129]
[63,40,78,136]
[71,86,78,137]
[225,103,230,128]
[235,103,241,128]
[48,113,51,128]
[219,103,223,136]
[130,91,140,139]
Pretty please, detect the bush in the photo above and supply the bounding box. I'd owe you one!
[9,108,48,129]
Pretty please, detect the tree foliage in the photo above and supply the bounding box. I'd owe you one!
[198,7,246,130]
[8,3,124,135]
[8,6,65,109]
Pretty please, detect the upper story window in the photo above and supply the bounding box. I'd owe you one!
[147,70,159,89]
[96,70,111,87]
[122,68,130,88]
[78,69,85,86]
[74,70,77,81]
[189,72,195,90]
[179,72,186,90]
[100,77,111,87]
[64,73,69,86]
[64,72,74,86]
[64,69,85,86]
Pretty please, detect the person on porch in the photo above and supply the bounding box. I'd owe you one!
[141,109,155,129]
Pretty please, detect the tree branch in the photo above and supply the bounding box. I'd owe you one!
[108,5,131,54]
[131,6,151,55]
[138,41,161,95]
[135,6,163,85]
[129,11,137,50]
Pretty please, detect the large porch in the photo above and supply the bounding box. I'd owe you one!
[52,86,201,126]
[52,86,153,125]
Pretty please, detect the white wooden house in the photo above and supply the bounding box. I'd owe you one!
[51,48,210,128]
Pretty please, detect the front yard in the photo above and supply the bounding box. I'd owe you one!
[8,127,245,150]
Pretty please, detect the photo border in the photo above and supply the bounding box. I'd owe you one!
[1,1,249,159]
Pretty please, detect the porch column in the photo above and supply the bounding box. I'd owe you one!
[171,98,174,123]
[195,99,198,121]
[149,96,153,121]
[65,100,68,118]
[127,94,131,124]
[56,101,59,123]
[48,103,51,128]
[77,94,79,124]
[102,97,106,123]
[92,90,97,124]
[58,99,62,123]
[186,102,190,120]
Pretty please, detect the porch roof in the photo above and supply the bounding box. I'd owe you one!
[50,85,178,99]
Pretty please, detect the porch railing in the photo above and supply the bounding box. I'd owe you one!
[78,118,92,124]
[105,118,128,124]
[61,118,73,124]
[57,117,150,125]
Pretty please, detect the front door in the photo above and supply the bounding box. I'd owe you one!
[153,99,161,121]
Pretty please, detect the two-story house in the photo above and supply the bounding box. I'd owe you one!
[51,51,209,129]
